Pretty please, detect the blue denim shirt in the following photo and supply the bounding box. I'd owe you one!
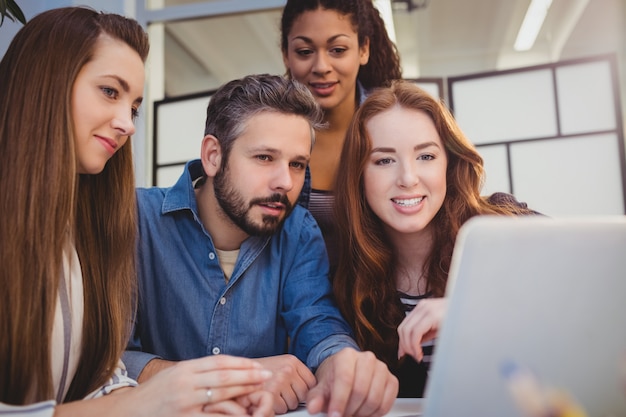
[124,160,358,379]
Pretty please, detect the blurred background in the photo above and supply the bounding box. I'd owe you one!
[153,0,625,97]
[1,0,625,201]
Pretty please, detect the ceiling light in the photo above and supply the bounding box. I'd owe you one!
[514,0,553,51]
[391,0,430,12]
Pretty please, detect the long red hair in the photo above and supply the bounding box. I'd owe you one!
[333,80,534,367]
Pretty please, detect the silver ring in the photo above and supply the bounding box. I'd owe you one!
[206,389,213,402]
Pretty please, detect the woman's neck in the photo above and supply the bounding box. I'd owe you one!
[322,93,357,132]
[389,228,434,295]
[322,104,354,135]
[310,98,356,191]
[309,99,358,191]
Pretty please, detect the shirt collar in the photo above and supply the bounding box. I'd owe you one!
[161,159,204,215]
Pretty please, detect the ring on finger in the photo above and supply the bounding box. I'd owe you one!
[206,388,213,403]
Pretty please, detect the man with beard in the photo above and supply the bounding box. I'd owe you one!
[124,74,398,416]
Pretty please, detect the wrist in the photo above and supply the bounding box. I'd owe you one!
[138,358,174,383]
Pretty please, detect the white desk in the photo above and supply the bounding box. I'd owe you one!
[285,398,423,417]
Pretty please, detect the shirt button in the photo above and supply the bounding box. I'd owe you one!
[208,252,216,260]
[219,297,226,305]
[212,347,220,355]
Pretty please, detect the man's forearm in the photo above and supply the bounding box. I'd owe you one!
[137,358,176,383]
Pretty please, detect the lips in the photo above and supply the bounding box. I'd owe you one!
[392,196,425,207]
[252,193,292,216]
[95,135,118,155]
[259,202,285,210]
[309,81,337,96]
[258,202,285,217]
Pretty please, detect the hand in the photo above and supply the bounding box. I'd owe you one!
[203,390,275,417]
[397,297,447,362]
[306,348,398,417]
[254,355,316,414]
[130,355,273,417]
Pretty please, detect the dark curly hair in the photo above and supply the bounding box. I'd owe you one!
[280,0,402,89]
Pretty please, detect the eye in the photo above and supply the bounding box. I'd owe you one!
[296,48,314,57]
[290,161,306,170]
[329,47,347,55]
[375,157,394,166]
[418,154,435,161]
[256,155,272,162]
[100,86,118,99]
[131,106,140,121]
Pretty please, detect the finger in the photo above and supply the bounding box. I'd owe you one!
[406,324,439,361]
[398,314,433,361]
[291,368,316,407]
[399,332,424,362]
[328,352,360,417]
[397,315,419,356]
[270,390,290,414]
[296,365,317,390]
[202,383,268,405]
[306,360,334,417]
[341,353,377,417]
[203,399,248,415]
[350,363,385,417]
[192,367,273,391]
[187,354,265,373]
[262,375,298,413]
[286,367,316,410]
[244,391,276,417]
[305,386,328,416]
[351,368,398,417]
[263,358,315,412]
[377,375,399,417]
[279,387,300,412]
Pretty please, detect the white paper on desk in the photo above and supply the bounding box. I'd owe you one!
[286,398,423,417]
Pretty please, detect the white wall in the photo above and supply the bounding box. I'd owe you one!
[450,56,625,216]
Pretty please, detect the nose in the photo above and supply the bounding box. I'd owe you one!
[270,162,294,192]
[312,52,332,75]
[397,160,419,188]
[111,106,136,136]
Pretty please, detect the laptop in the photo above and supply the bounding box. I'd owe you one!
[422,215,626,417]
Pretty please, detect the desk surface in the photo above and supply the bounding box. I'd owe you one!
[285,398,423,417]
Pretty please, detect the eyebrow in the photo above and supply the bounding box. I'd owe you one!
[249,146,310,163]
[371,141,441,154]
[290,34,351,44]
[103,74,144,105]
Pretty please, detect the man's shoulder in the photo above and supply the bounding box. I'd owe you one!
[136,186,167,196]
[136,186,168,208]
[268,206,325,253]
[282,205,318,231]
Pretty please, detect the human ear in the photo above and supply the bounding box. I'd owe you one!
[360,37,370,66]
[200,134,222,177]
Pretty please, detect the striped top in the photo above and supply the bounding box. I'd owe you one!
[399,291,436,365]
[308,189,339,272]
[394,291,435,398]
